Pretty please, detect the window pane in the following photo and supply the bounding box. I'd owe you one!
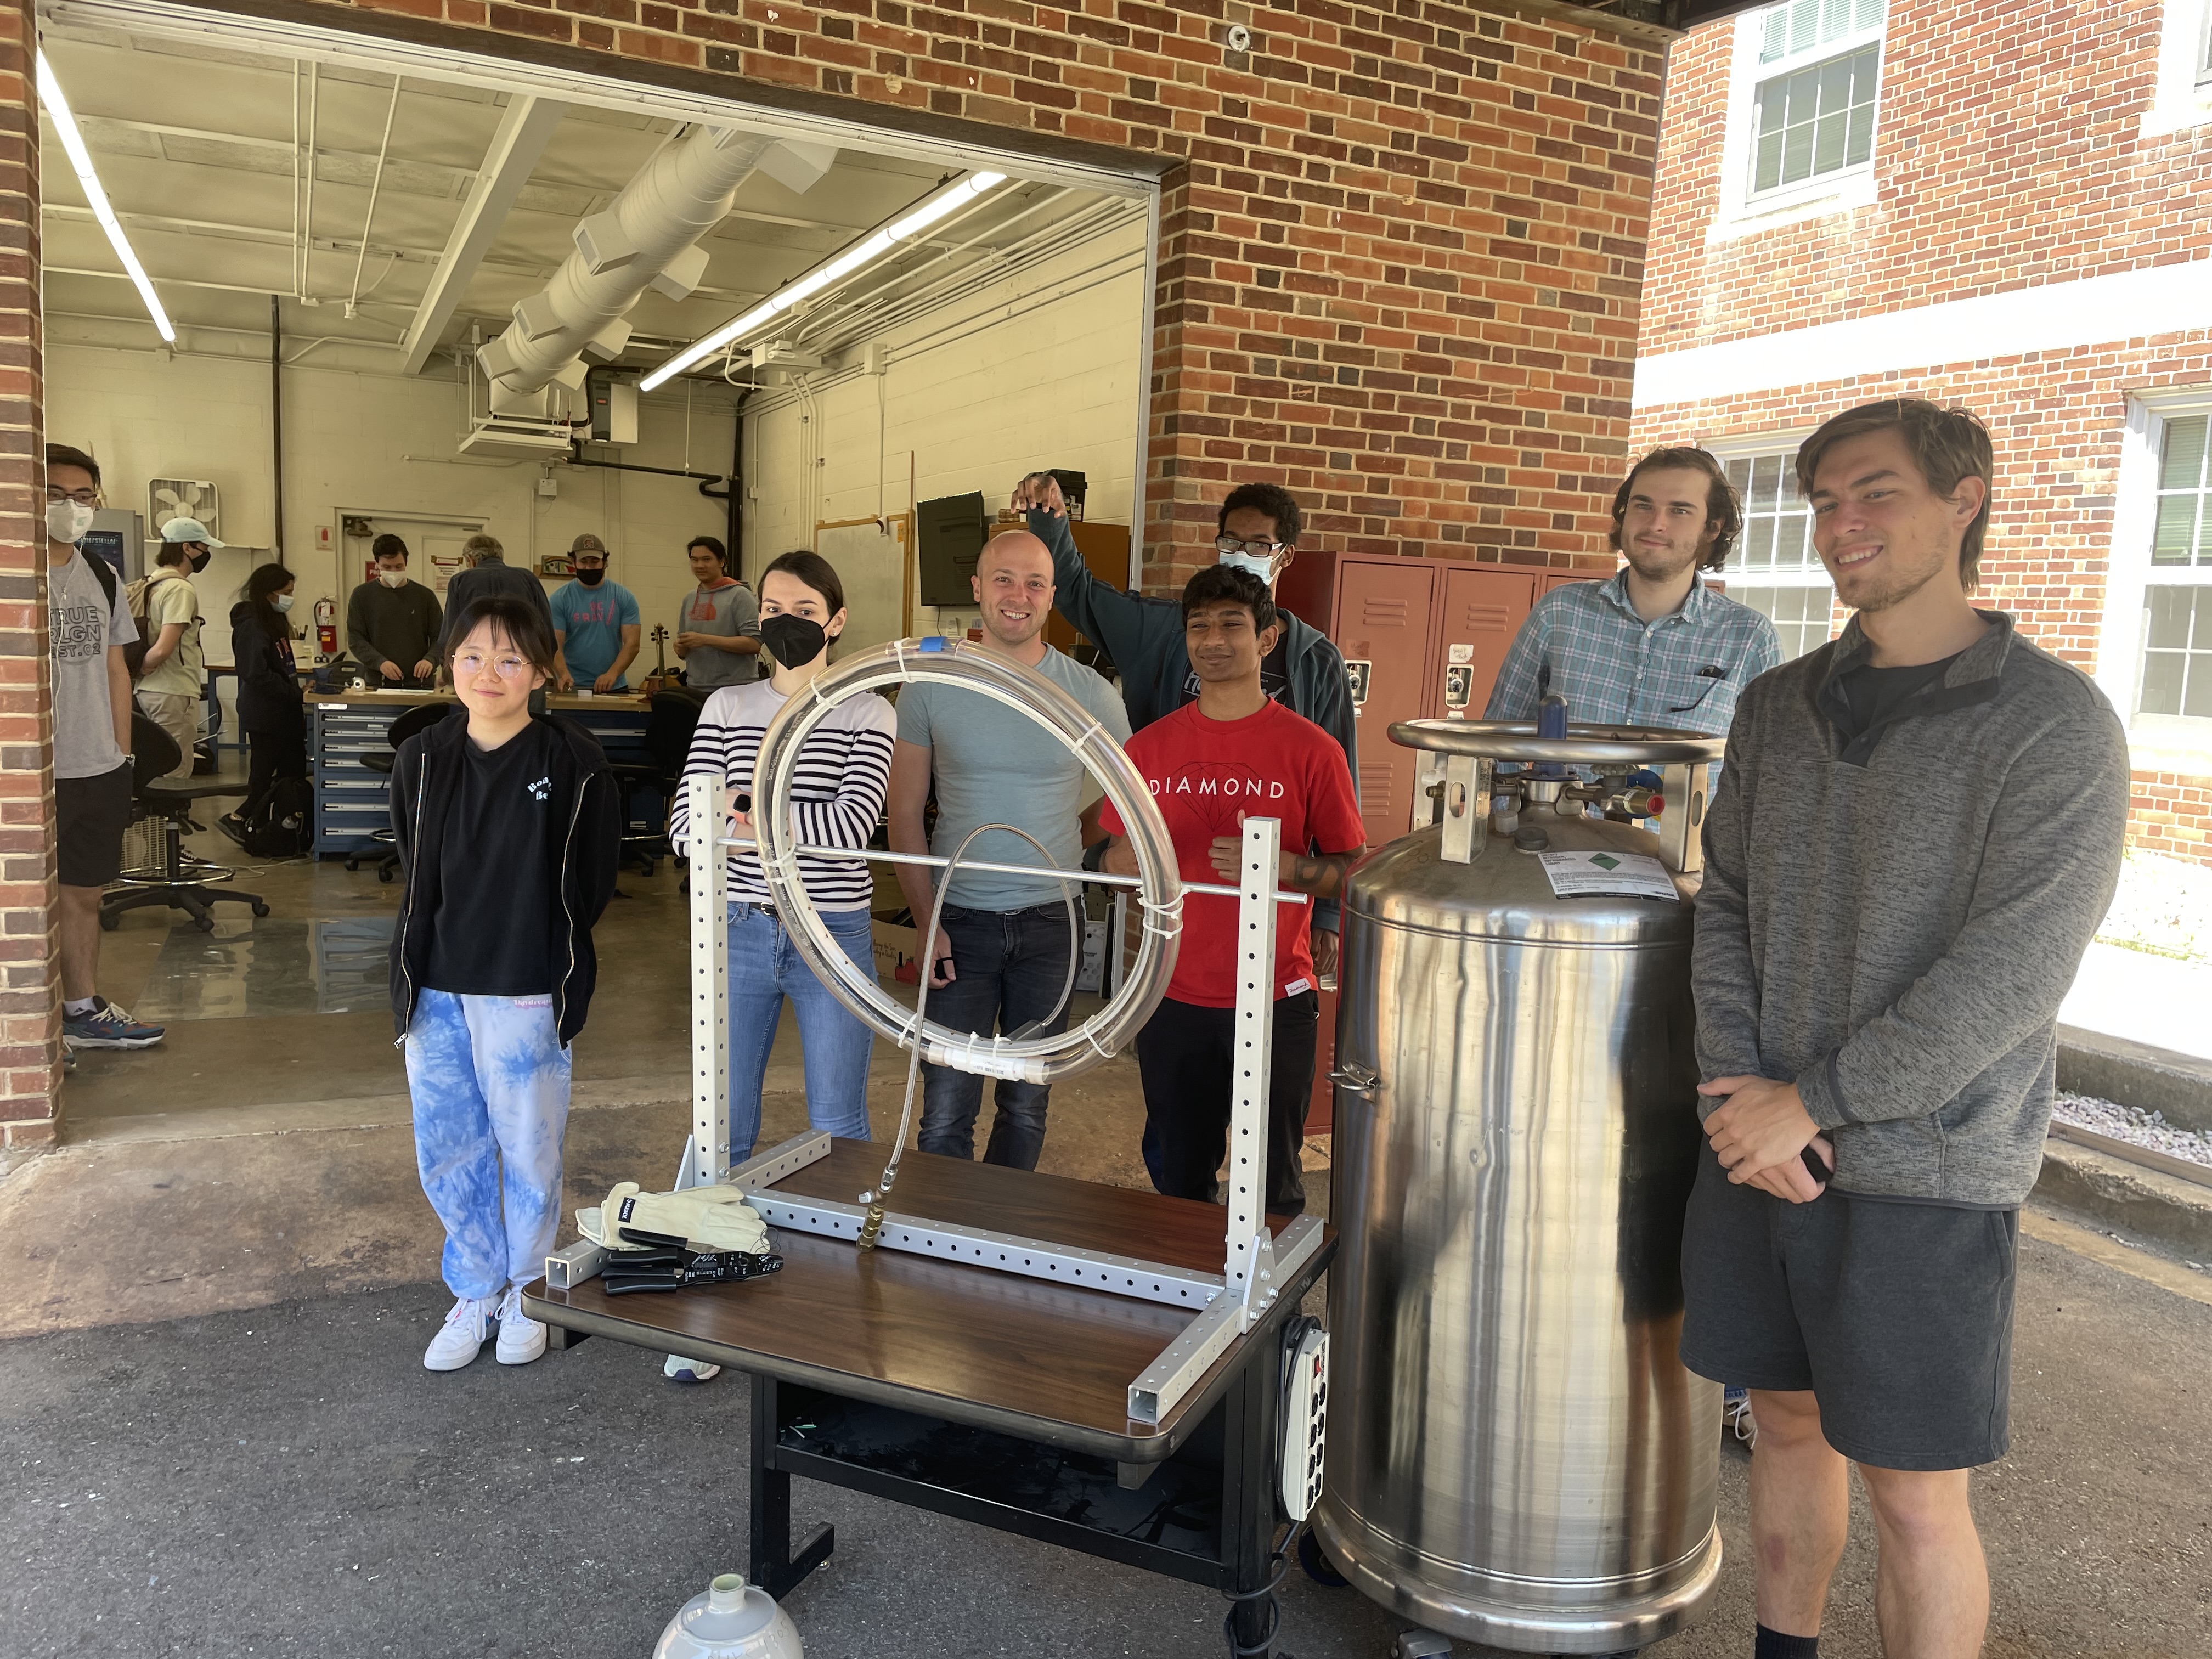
[1755,131,1785,193]
[2147,586,2194,649]
[2141,651,2184,716]
[2153,495,2199,565]
[1732,581,1835,659]
[1781,120,1816,184]
[1750,453,1782,510]
[1813,109,1847,173]
[2187,654,2212,720]
[1846,102,1877,166]
[2159,416,2207,491]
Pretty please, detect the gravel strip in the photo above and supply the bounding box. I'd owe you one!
[2052,1091,2212,1169]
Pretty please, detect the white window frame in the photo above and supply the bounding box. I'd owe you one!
[1706,4,1886,246]
[1701,429,1840,658]
[2141,0,2212,138]
[2097,388,2212,771]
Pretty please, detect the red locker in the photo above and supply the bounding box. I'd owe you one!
[1430,566,1539,721]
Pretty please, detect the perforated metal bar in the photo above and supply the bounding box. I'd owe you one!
[686,772,731,1189]
[1226,815,1280,1310]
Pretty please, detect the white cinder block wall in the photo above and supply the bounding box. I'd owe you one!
[48,342,741,707]
[742,215,1146,639]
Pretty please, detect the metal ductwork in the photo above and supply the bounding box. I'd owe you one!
[477,127,835,404]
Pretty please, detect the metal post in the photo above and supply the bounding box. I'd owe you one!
[686,773,731,1186]
[1438,753,1487,866]
[1652,759,1707,876]
[1226,815,1281,1312]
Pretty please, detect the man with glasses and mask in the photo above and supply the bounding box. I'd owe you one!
[1011,472,1357,979]
[347,533,443,687]
[45,443,164,1050]
[134,515,221,780]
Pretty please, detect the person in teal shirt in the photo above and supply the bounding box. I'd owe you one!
[548,532,641,691]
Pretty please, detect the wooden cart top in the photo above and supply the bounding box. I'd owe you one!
[524,1142,1333,1461]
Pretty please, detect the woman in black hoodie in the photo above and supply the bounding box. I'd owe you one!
[388,592,619,1373]
[219,563,306,843]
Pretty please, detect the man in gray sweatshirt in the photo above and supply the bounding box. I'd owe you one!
[1684,399,2128,1659]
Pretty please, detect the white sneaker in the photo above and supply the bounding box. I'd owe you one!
[495,1284,548,1365]
[424,1295,496,1371]
[664,1353,721,1384]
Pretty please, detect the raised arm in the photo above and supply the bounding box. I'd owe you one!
[1013,471,1175,672]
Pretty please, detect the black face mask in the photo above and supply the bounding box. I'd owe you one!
[576,567,606,586]
[759,613,830,667]
[188,548,212,574]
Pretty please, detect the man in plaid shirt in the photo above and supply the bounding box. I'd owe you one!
[1486,447,1781,737]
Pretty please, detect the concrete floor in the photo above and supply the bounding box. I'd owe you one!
[2,822,2209,1656]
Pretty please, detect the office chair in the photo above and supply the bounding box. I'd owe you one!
[100,713,268,933]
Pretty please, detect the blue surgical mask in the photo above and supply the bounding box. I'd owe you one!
[1216,550,1276,585]
[274,594,295,613]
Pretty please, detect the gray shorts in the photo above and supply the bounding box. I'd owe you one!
[1679,1145,2018,1471]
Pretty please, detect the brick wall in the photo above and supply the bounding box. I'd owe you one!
[313,0,1671,589]
[2130,773,2212,862]
[0,0,54,1147]
[1633,3,2212,865]
[1641,0,2212,356]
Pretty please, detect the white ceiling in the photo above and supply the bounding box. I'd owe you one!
[36,22,1132,380]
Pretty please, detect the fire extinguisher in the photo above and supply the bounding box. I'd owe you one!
[314,596,338,659]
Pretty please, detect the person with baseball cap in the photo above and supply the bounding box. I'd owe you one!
[136,515,222,781]
[548,532,640,693]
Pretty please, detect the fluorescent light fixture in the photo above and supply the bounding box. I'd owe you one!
[640,170,1007,391]
[37,51,175,343]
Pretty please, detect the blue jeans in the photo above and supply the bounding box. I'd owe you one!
[915,902,1076,1171]
[726,902,878,1163]
[405,989,573,1300]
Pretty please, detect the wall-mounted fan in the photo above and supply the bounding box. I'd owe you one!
[148,478,220,538]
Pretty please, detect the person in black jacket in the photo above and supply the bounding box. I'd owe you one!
[388,591,620,1373]
[218,563,306,845]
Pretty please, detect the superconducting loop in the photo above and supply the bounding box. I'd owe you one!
[752,637,1186,1084]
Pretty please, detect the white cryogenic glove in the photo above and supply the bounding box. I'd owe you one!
[580,1182,772,1255]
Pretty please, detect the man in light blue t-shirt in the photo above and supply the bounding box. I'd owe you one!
[548,532,641,692]
[888,529,1131,1169]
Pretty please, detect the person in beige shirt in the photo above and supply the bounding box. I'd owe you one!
[137,515,219,781]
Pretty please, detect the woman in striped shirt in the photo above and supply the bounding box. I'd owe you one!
[670,549,896,1172]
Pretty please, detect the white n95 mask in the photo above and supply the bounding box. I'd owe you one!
[1216,549,1275,584]
[47,499,95,545]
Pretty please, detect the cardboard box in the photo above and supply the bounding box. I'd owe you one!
[871,910,922,986]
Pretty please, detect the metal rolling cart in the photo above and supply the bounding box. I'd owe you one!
[524,640,1337,1656]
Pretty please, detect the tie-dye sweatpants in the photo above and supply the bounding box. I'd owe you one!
[404,988,573,1301]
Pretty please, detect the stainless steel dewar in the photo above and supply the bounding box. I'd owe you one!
[1314,718,1726,1654]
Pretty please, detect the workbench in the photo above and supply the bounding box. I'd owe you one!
[524,1141,1334,1656]
[305,688,652,854]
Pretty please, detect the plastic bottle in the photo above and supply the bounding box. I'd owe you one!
[652,1573,805,1659]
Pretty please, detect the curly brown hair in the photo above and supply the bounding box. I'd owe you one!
[1609,447,1742,571]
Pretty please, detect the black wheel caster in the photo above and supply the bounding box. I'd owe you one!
[1298,1527,1348,1588]
[98,911,117,932]
[251,901,270,917]
[194,915,215,933]
[377,867,394,884]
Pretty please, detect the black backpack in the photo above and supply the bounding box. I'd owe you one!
[241,776,312,857]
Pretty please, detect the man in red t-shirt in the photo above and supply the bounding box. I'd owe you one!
[1099,565,1367,1216]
